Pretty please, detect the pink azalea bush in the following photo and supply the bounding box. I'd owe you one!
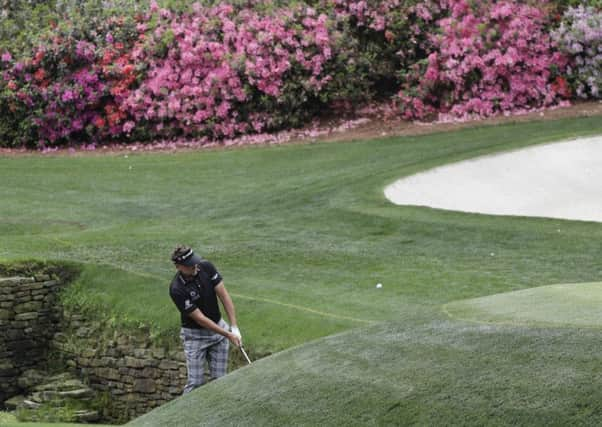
[122,2,337,139]
[552,5,602,99]
[397,0,569,120]
[123,0,424,140]
[0,0,597,148]
[0,13,142,147]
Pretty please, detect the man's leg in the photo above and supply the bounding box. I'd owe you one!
[181,332,208,394]
[207,336,229,380]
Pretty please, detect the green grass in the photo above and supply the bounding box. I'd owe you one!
[128,318,602,426]
[0,411,114,427]
[3,116,602,424]
[1,423,114,427]
[445,282,602,328]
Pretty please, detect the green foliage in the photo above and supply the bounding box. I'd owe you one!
[0,1,57,59]
[0,1,146,60]
[0,411,18,424]
[550,0,602,11]
[0,259,80,282]
[0,88,37,148]
[15,397,90,423]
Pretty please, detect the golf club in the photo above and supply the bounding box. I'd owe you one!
[240,346,252,364]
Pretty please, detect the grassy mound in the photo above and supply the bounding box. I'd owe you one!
[445,282,602,328]
[128,315,602,426]
[3,116,602,424]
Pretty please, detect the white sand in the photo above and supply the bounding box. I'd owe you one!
[384,136,602,222]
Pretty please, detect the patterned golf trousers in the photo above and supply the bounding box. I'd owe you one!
[180,319,230,394]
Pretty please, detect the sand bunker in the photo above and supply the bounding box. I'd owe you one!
[384,136,602,222]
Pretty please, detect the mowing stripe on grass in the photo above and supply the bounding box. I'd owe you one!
[105,265,374,325]
[230,292,375,324]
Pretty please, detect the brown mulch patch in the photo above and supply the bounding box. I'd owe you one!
[319,101,602,144]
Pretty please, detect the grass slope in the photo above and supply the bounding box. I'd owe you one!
[3,117,602,424]
[129,315,602,426]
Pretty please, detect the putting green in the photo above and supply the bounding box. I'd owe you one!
[444,282,602,328]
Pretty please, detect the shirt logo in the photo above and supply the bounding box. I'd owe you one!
[212,273,219,280]
[185,299,192,309]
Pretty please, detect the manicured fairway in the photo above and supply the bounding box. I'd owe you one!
[3,116,602,425]
[445,282,602,328]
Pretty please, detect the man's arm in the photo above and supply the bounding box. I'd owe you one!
[215,282,238,328]
[188,308,240,347]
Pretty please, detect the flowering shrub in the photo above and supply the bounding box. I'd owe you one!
[550,1,602,12]
[0,10,143,147]
[552,5,602,99]
[397,0,569,120]
[0,0,597,148]
[324,0,446,104]
[122,2,341,139]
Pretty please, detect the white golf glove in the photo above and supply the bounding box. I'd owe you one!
[231,325,242,344]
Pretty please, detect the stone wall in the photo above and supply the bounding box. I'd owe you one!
[0,269,188,423]
[1,266,248,424]
[53,313,188,423]
[0,275,64,404]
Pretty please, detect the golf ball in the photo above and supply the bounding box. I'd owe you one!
[376,283,382,289]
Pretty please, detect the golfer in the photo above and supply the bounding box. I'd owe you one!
[169,245,242,394]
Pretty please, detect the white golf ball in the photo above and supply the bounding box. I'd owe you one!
[376,283,382,289]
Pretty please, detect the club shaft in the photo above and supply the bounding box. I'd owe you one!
[240,346,252,364]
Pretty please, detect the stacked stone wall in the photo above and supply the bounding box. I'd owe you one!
[53,313,187,422]
[0,272,187,423]
[0,275,64,404]
[1,267,244,423]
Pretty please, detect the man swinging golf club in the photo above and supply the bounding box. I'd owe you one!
[169,245,243,394]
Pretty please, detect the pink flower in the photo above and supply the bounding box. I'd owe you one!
[123,121,135,133]
[398,0,565,119]
[61,90,77,103]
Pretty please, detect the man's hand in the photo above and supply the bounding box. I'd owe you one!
[227,332,241,347]
[231,325,242,344]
